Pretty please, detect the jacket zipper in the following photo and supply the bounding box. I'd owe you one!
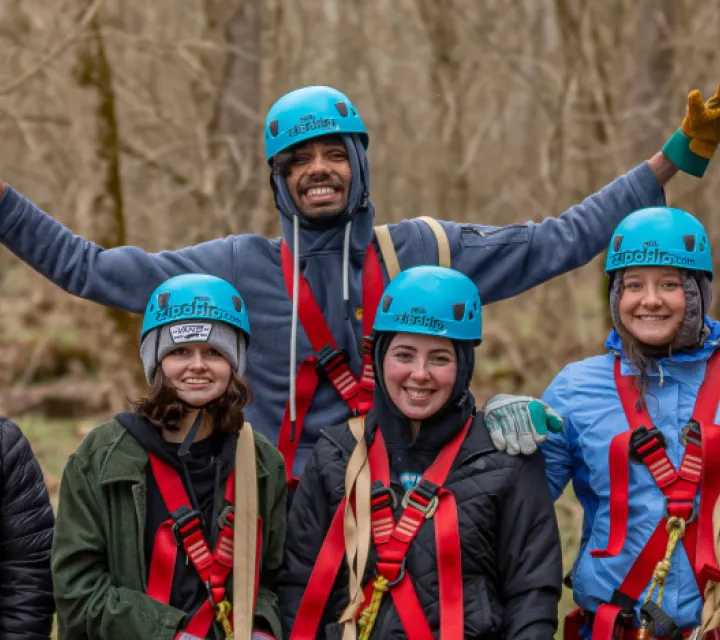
[461,224,526,238]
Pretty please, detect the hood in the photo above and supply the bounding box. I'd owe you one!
[370,332,476,469]
[604,316,720,369]
[115,411,236,479]
[273,133,375,256]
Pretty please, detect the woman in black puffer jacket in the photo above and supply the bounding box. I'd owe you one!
[279,266,562,640]
[0,417,54,639]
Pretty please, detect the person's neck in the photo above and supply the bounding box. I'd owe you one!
[162,409,214,444]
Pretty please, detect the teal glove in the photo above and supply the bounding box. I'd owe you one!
[483,393,563,455]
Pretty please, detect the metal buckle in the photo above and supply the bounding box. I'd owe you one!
[664,497,697,524]
[378,557,407,587]
[681,419,702,447]
[370,485,397,511]
[217,505,234,530]
[170,506,203,546]
[401,490,439,519]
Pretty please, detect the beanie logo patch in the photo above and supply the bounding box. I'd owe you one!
[170,323,212,344]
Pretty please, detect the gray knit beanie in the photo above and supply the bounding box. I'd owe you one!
[140,320,247,383]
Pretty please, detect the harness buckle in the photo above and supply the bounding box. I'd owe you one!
[170,505,204,547]
[402,490,439,519]
[377,557,407,587]
[370,484,397,511]
[315,345,349,376]
[629,426,667,464]
[217,505,234,530]
[609,589,637,627]
[680,419,702,447]
[361,334,374,356]
[664,497,697,524]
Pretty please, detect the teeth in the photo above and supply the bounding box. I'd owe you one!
[185,378,210,384]
[307,187,335,196]
[636,316,667,321]
[406,389,431,399]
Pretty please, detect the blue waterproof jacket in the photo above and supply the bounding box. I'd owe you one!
[0,161,662,474]
[541,318,720,633]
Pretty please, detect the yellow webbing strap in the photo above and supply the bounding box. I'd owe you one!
[374,217,451,281]
[233,422,258,640]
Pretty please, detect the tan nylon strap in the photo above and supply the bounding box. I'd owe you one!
[373,225,401,280]
[233,422,258,640]
[415,216,452,268]
[699,497,720,635]
[338,416,373,639]
[374,217,451,284]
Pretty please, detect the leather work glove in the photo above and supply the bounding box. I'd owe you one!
[663,80,720,177]
[483,394,564,456]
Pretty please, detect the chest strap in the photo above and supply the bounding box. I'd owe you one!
[290,418,469,639]
[146,455,236,639]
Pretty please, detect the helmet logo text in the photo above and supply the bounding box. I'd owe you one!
[610,247,696,268]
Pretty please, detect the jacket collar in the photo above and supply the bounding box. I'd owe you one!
[98,423,267,485]
[605,316,720,376]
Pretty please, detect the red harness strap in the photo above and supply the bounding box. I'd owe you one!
[278,241,385,486]
[290,418,470,639]
[146,454,238,639]
[591,353,720,640]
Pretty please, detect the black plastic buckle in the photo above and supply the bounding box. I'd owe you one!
[370,482,397,511]
[609,589,637,626]
[629,426,667,464]
[681,419,702,447]
[170,505,204,546]
[315,345,349,376]
[361,335,373,356]
[640,601,683,640]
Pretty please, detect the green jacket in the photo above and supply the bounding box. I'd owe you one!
[52,419,286,640]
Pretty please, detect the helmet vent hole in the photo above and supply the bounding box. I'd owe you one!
[232,296,243,312]
[382,295,392,313]
[453,303,465,321]
[269,120,279,137]
[613,235,623,251]
[684,235,696,251]
[335,101,348,117]
[158,293,170,309]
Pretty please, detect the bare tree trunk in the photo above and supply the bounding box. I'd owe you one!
[71,8,141,406]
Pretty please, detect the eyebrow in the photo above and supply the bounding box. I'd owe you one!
[390,344,454,355]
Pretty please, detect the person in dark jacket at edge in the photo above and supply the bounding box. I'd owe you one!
[1,81,720,482]
[52,274,286,640]
[279,266,562,640]
[0,418,54,639]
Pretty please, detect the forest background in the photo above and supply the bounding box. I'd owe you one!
[2,0,720,636]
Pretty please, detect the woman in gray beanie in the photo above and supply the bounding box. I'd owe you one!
[52,274,286,640]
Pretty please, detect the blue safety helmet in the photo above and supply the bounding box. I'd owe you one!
[373,266,482,343]
[141,274,251,342]
[264,86,368,161]
[605,207,713,278]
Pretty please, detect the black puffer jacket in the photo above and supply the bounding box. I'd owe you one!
[0,418,55,639]
[279,411,562,639]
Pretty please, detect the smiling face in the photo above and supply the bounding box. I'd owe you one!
[618,266,686,346]
[160,343,232,406]
[382,333,458,422]
[285,137,352,219]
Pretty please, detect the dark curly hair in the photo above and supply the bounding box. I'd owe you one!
[131,370,252,433]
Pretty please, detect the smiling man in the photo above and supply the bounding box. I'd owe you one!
[0,84,719,479]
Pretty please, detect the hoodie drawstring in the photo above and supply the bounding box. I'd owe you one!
[343,219,353,320]
[289,215,300,439]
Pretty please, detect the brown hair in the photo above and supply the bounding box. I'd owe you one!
[131,370,252,433]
